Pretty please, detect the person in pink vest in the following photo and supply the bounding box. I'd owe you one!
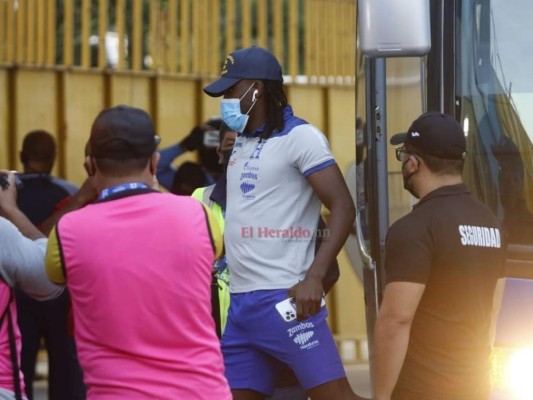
[45,105,231,400]
[0,171,64,400]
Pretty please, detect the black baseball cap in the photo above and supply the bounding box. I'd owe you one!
[203,46,283,97]
[390,112,467,160]
[89,105,160,160]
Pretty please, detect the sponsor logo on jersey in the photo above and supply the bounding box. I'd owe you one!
[235,142,261,199]
[240,182,255,194]
[243,161,258,171]
[240,171,258,180]
[458,225,501,248]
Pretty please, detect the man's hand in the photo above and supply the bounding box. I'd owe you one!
[180,125,206,151]
[39,177,97,236]
[0,170,44,240]
[288,275,324,321]
[0,170,19,216]
[181,121,220,151]
[71,177,97,207]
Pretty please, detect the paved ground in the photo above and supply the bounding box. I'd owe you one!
[33,381,47,399]
[33,363,371,399]
[346,363,372,398]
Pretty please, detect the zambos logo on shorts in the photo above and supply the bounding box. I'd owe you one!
[287,322,314,338]
[287,322,320,350]
[293,331,314,345]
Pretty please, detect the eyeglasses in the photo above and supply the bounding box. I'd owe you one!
[395,146,408,161]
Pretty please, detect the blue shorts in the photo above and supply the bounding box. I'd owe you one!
[221,289,346,396]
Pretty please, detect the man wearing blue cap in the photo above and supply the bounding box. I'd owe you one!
[204,47,363,400]
[373,112,505,399]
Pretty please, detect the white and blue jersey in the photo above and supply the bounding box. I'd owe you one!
[225,105,336,293]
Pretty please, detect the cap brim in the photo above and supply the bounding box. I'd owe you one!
[203,77,241,97]
[389,132,407,145]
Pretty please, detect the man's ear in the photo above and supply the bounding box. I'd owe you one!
[150,152,160,175]
[408,155,421,172]
[253,80,264,99]
[84,157,96,177]
[402,155,419,174]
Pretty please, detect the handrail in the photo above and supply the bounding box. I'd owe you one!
[355,208,374,270]
[355,208,379,316]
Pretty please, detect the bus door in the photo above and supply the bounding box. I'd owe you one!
[356,0,431,391]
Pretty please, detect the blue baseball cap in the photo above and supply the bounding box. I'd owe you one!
[203,47,283,97]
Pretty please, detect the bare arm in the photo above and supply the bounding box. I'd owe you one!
[40,177,97,236]
[373,281,425,400]
[0,217,63,300]
[0,170,44,240]
[0,171,63,299]
[289,163,355,319]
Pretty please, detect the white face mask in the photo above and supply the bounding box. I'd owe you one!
[220,84,258,133]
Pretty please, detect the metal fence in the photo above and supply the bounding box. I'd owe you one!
[0,0,356,83]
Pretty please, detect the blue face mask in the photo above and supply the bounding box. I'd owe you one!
[220,84,257,133]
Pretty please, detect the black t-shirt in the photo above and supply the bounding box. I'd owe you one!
[385,184,505,399]
[17,174,77,225]
[16,174,78,303]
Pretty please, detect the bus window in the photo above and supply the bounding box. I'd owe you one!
[456,0,533,246]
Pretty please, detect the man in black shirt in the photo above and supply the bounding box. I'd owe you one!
[16,130,86,400]
[373,112,505,400]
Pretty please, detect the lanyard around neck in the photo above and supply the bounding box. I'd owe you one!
[99,182,150,200]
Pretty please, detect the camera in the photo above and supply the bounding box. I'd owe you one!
[203,130,220,148]
[0,172,24,191]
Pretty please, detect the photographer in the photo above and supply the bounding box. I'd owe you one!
[0,170,63,400]
[156,118,224,192]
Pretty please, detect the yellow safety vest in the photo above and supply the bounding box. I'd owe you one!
[192,185,230,335]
